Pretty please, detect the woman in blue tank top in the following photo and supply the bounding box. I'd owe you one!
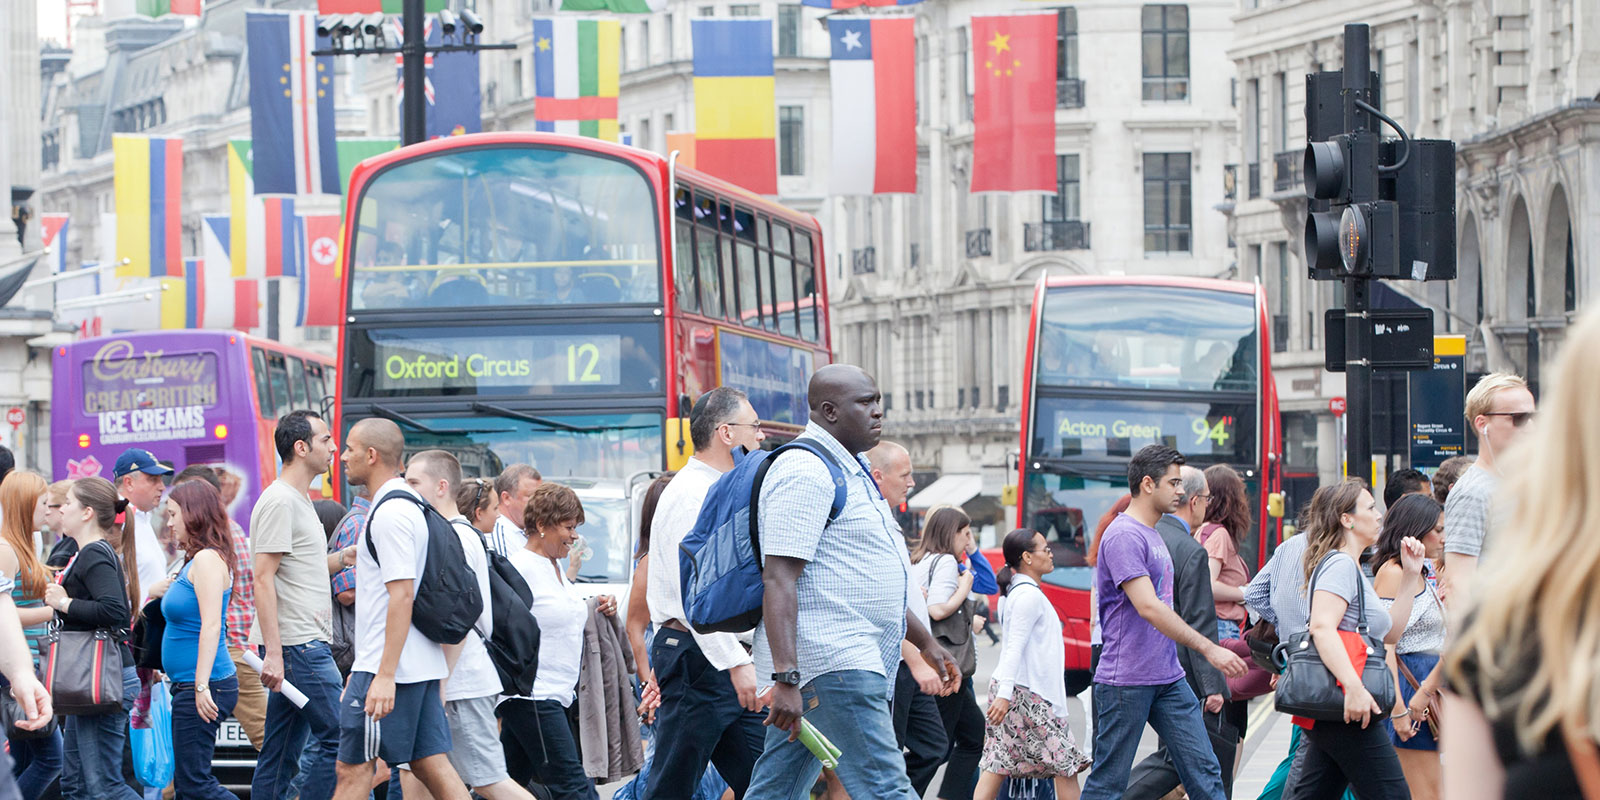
[149,480,239,800]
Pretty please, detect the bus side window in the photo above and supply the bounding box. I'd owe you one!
[734,208,761,329]
[693,195,724,318]
[770,223,799,337]
[251,348,273,418]
[265,352,293,419]
[305,362,327,409]
[674,220,698,314]
[287,357,310,412]
[796,253,819,342]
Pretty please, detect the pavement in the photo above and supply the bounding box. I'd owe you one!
[598,629,1297,798]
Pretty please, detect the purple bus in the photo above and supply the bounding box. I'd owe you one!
[52,330,337,531]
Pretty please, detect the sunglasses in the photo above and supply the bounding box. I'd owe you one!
[1484,411,1534,428]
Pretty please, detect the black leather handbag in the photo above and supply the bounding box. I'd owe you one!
[1272,554,1396,722]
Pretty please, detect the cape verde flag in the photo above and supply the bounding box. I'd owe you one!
[828,18,916,194]
[248,12,340,195]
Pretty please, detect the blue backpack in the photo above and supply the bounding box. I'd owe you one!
[679,438,849,634]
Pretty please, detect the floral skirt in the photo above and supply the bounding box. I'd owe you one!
[978,680,1091,779]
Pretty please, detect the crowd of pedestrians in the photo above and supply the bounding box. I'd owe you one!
[1,311,1598,800]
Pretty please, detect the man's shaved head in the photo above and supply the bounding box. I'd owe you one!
[866,441,914,507]
[350,418,405,468]
[865,441,910,473]
[807,364,884,454]
[807,364,874,411]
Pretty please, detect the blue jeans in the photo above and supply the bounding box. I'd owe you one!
[11,726,63,800]
[60,665,141,800]
[745,670,912,800]
[644,627,765,799]
[252,642,344,800]
[172,677,240,800]
[1218,619,1242,641]
[1080,680,1225,800]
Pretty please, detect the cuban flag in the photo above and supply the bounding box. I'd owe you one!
[40,214,69,273]
[828,18,917,194]
[247,12,340,195]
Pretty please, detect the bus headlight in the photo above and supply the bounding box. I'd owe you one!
[214,424,229,440]
[77,434,90,448]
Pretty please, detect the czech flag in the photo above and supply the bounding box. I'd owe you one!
[39,214,69,274]
[692,19,776,195]
[112,135,182,279]
[971,15,1058,192]
[202,215,235,328]
[247,12,340,195]
[804,0,921,8]
[532,18,621,141]
[827,18,916,195]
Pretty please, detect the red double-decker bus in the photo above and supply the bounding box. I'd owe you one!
[334,132,830,591]
[1010,275,1282,692]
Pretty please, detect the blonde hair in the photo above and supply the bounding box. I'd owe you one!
[1463,372,1528,429]
[1444,308,1600,754]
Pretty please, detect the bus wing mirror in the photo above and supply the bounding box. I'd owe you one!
[1001,484,1018,507]
[1267,492,1285,519]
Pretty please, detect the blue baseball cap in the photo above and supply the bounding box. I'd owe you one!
[112,448,174,480]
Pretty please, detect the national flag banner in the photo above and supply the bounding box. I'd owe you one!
[40,214,69,273]
[394,20,482,139]
[298,214,342,327]
[532,18,621,140]
[665,132,696,167]
[99,212,117,269]
[828,18,915,195]
[227,139,265,278]
[259,198,300,279]
[692,19,777,195]
[248,12,340,195]
[319,0,444,11]
[804,0,922,9]
[158,261,199,330]
[136,0,203,15]
[558,0,663,14]
[234,279,261,332]
[970,15,1057,192]
[337,138,400,194]
[56,262,102,336]
[201,215,235,328]
[112,135,183,278]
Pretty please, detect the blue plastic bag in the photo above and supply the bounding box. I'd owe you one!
[130,680,175,789]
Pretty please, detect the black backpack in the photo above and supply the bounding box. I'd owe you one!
[464,525,542,696]
[363,492,483,645]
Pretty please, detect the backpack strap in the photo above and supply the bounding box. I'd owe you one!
[747,437,851,573]
[363,491,431,566]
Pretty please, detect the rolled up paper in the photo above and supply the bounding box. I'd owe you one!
[240,649,310,709]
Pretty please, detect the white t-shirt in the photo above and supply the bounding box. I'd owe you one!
[506,547,586,707]
[445,516,499,702]
[352,479,447,684]
[133,509,168,605]
[490,514,527,558]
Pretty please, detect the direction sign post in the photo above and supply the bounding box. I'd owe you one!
[1329,397,1347,417]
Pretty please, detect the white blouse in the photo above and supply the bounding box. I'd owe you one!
[507,548,587,707]
[994,574,1070,719]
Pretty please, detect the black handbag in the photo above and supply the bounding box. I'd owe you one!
[0,672,57,740]
[927,555,977,678]
[1272,554,1396,722]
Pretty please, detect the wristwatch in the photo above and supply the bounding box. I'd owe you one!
[771,670,801,686]
[196,683,209,693]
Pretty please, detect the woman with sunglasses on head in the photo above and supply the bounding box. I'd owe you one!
[1371,492,1446,800]
[974,528,1089,800]
[456,478,500,535]
[0,471,61,800]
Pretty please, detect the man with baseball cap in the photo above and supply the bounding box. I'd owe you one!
[113,448,174,606]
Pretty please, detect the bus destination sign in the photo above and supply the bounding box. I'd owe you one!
[1033,396,1255,463]
[376,333,624,392]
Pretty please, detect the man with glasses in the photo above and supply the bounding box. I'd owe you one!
[642,387,768,799]
[1126,465,1237,799]
[1443,372,1535,598]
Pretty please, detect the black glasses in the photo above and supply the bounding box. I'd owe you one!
[1484,411,1534,427]
[472,480,488,507]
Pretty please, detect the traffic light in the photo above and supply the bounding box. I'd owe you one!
[1303,131,1384,276]
[1387,139,1457,280]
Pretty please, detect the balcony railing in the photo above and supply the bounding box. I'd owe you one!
[851,246,876,275]
[965,228,992,258]
[1223,164,1237,201]
[1024,220,1091,251]
[1057,78,1085,109]
[1273,150,1300,193]
[1247,163,1261,199]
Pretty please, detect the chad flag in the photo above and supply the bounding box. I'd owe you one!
[113,135,183,278]
[692,19,776,195]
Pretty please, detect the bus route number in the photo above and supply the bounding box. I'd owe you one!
[566,343,604,383]
[1192,417,1233,449]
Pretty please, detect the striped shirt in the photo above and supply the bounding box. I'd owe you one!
[329,495,370,596]
[489,513,527,559]
[1243,532,1310,637]
[10,572,43,667]
[752,422,909,692]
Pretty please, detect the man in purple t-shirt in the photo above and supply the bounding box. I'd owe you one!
[1080,445,1247,800]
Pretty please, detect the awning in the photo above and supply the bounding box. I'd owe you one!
[907,473,983,512]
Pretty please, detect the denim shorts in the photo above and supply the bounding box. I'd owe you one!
[1217,619,1242,641]
[336,672,451,766]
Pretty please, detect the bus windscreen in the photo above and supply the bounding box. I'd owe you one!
[349,146,661,310]
[1038,285,1257,392]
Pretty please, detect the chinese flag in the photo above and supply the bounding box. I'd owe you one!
[971,15,1057,192]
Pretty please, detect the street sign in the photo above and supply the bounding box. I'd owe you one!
[1409,335,1467,468]
[1329,397,1346,417]
[1324,308,1435,372]
[4,408,23,428]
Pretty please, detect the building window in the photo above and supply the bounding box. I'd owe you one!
[664,111,675,135]
[664,13,674,59]
[639,117,652,151]
[512,58,524,99]
[729,4,758,15]
[1140,5,1188,102]
[1042,155,1080,221]
[1143,152,1191,253]
[778,5,800,57]
[960,27,973,121]
[698,5,715,16]
[1275,72,1288,152]
[1057,8,1078,80]
[779,105,804,175]
[640,20,651,66]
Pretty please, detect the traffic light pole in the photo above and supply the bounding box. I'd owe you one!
[1342,25,1373,485]
[402,0,426,146]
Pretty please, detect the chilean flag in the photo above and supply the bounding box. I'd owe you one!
[827,18,916,195]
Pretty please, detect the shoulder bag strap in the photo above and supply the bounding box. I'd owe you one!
[1307,552,1368,636]
[1565,725,1600,800]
